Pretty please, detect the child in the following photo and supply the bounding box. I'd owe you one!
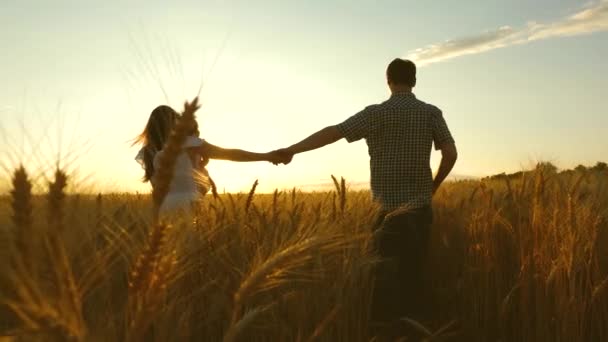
[135,104,281,214]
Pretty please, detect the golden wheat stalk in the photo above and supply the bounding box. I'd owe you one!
[48,169,68,233]
[10,165,33,232]
[10,166,33,270]
[47,169,87,339]
[230,234,359,324]
[222,304,274,342]
[5,167,87,341]
[128,223,171,295]
[245,179,259,213]
[304,304,341,342]
[126,222,177,341]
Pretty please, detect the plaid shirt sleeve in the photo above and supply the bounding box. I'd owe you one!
[431,107,455,150]
[336,106,375,143]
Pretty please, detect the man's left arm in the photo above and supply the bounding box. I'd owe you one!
[433,143,458,194]
[431,107,457,194]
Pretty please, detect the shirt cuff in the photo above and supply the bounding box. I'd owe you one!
[335,123,355,143]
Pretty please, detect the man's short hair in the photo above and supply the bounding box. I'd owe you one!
[386,58,416,87]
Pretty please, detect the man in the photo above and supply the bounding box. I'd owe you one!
[275,58,457,335]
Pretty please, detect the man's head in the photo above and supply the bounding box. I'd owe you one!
[386,58,416,92]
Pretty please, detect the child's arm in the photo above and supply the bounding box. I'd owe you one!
[200,141,279,163]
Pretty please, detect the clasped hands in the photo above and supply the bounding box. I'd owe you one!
[267,148,295,165]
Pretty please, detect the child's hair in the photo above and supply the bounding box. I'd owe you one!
[134,105,179,182]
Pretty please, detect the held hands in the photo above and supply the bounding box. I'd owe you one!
[267,148,294,165]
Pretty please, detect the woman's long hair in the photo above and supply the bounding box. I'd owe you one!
[134,105,179,182]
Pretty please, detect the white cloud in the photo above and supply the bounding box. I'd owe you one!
[407,0,608,66]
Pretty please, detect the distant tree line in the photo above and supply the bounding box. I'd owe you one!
[574,161,607,173]
[485,161,607,180]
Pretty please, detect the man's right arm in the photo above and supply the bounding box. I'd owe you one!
[275,106,374,164]
[286,126,344,155]
[433,143,458,194]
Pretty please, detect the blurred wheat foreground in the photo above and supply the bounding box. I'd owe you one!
[1,144,607,340]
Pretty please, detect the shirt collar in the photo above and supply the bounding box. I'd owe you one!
[390,91,415,99]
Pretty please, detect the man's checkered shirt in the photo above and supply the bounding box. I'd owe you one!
[336,92,454,211]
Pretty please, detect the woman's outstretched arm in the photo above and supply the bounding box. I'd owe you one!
[201,141,281,163]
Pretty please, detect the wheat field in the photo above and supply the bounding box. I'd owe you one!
[0,163,607,341]
[1,97,607,342]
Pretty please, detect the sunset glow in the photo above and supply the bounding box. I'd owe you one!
[1,0,607,193]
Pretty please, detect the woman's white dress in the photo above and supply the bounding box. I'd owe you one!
[136,136,211,215]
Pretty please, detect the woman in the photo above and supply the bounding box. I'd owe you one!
[135,104,281,214]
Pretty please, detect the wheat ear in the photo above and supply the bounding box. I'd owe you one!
[10,166,33,269]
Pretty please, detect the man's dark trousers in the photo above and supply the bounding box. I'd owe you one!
[371,205,433,325]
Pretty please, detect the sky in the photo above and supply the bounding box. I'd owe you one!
[0,0,607,193]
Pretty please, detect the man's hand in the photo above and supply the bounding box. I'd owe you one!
[266,125,344,165]
[268,148,294,165]
[432,183,440,196]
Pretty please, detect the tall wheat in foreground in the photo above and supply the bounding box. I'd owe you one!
[1,164,607,341]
